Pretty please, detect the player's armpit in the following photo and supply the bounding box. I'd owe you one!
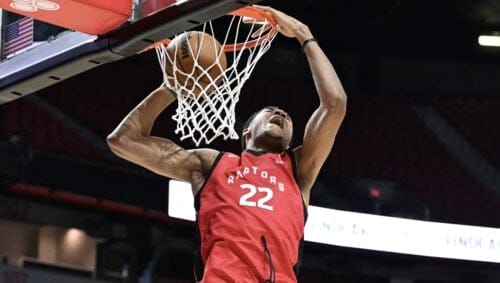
[189,148,221,175]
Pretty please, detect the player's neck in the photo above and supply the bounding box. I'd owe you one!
[245,144,285,154]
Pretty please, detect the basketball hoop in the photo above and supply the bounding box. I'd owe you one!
[152,6,278,146]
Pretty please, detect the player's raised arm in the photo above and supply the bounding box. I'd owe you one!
[106,86,218,191]
[256,6,347,203]
[298,41,347,198]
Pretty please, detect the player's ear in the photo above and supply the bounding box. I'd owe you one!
[242,127,251,138]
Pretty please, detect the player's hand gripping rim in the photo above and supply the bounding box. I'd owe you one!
[245,5,309,40]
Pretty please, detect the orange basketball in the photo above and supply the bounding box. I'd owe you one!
[165,31,227,96]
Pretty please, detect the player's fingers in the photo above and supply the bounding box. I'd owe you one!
[252,5,300,38]
[251,24,273,38]
[253,5,286,18]
[244,17,269,26]
[251,26,267,38]
[242,16,252,24]
[253,5,282,20]
[254,6,293,26]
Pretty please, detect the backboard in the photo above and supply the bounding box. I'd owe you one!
[0,0,262,104]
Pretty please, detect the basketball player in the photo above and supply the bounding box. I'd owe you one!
[107,6,346,283]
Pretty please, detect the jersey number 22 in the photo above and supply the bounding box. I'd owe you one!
[239,184,273,211]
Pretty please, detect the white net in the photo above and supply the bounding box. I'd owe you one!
[155,8,277,145]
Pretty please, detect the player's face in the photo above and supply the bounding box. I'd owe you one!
[248,107,293,151]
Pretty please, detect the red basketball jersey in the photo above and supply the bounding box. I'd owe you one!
[194,150,306,283]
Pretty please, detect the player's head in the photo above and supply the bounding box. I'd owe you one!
[241,106,293,152]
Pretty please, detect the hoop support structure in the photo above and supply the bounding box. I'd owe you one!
[139,6,278,54]
[151,5,278,145]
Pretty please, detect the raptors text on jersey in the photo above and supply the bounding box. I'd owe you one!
[194,150,306,282]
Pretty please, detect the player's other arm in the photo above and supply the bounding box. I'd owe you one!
[295,37,347,203]
[258,6,347,203]
[107,86,217,185]
[256,6,347,203]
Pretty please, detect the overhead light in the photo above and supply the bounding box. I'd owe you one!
[478,35,500,47]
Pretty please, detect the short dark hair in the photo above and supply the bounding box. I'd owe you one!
[241,109,261,150]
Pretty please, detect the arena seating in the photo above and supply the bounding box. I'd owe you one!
[433,97,500,168]
[1,75,498,227]
[326,94,498,227]
[1,94,100,160]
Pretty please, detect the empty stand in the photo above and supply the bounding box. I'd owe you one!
[1,69,498,227]
[433,97,500,168]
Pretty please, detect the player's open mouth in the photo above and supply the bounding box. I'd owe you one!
[269,116,284,128]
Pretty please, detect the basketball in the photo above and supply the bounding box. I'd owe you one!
[165,31,227,96]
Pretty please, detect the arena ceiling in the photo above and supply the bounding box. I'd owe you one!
[274,0,500,59]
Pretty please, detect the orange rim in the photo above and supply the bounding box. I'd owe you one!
[138,6,278,54]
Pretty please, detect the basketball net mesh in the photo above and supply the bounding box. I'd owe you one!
[155,12,277,145]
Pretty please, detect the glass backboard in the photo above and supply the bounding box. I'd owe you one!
[0,0,261,104]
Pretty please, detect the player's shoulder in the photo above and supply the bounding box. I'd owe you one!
[193,149,241,177]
